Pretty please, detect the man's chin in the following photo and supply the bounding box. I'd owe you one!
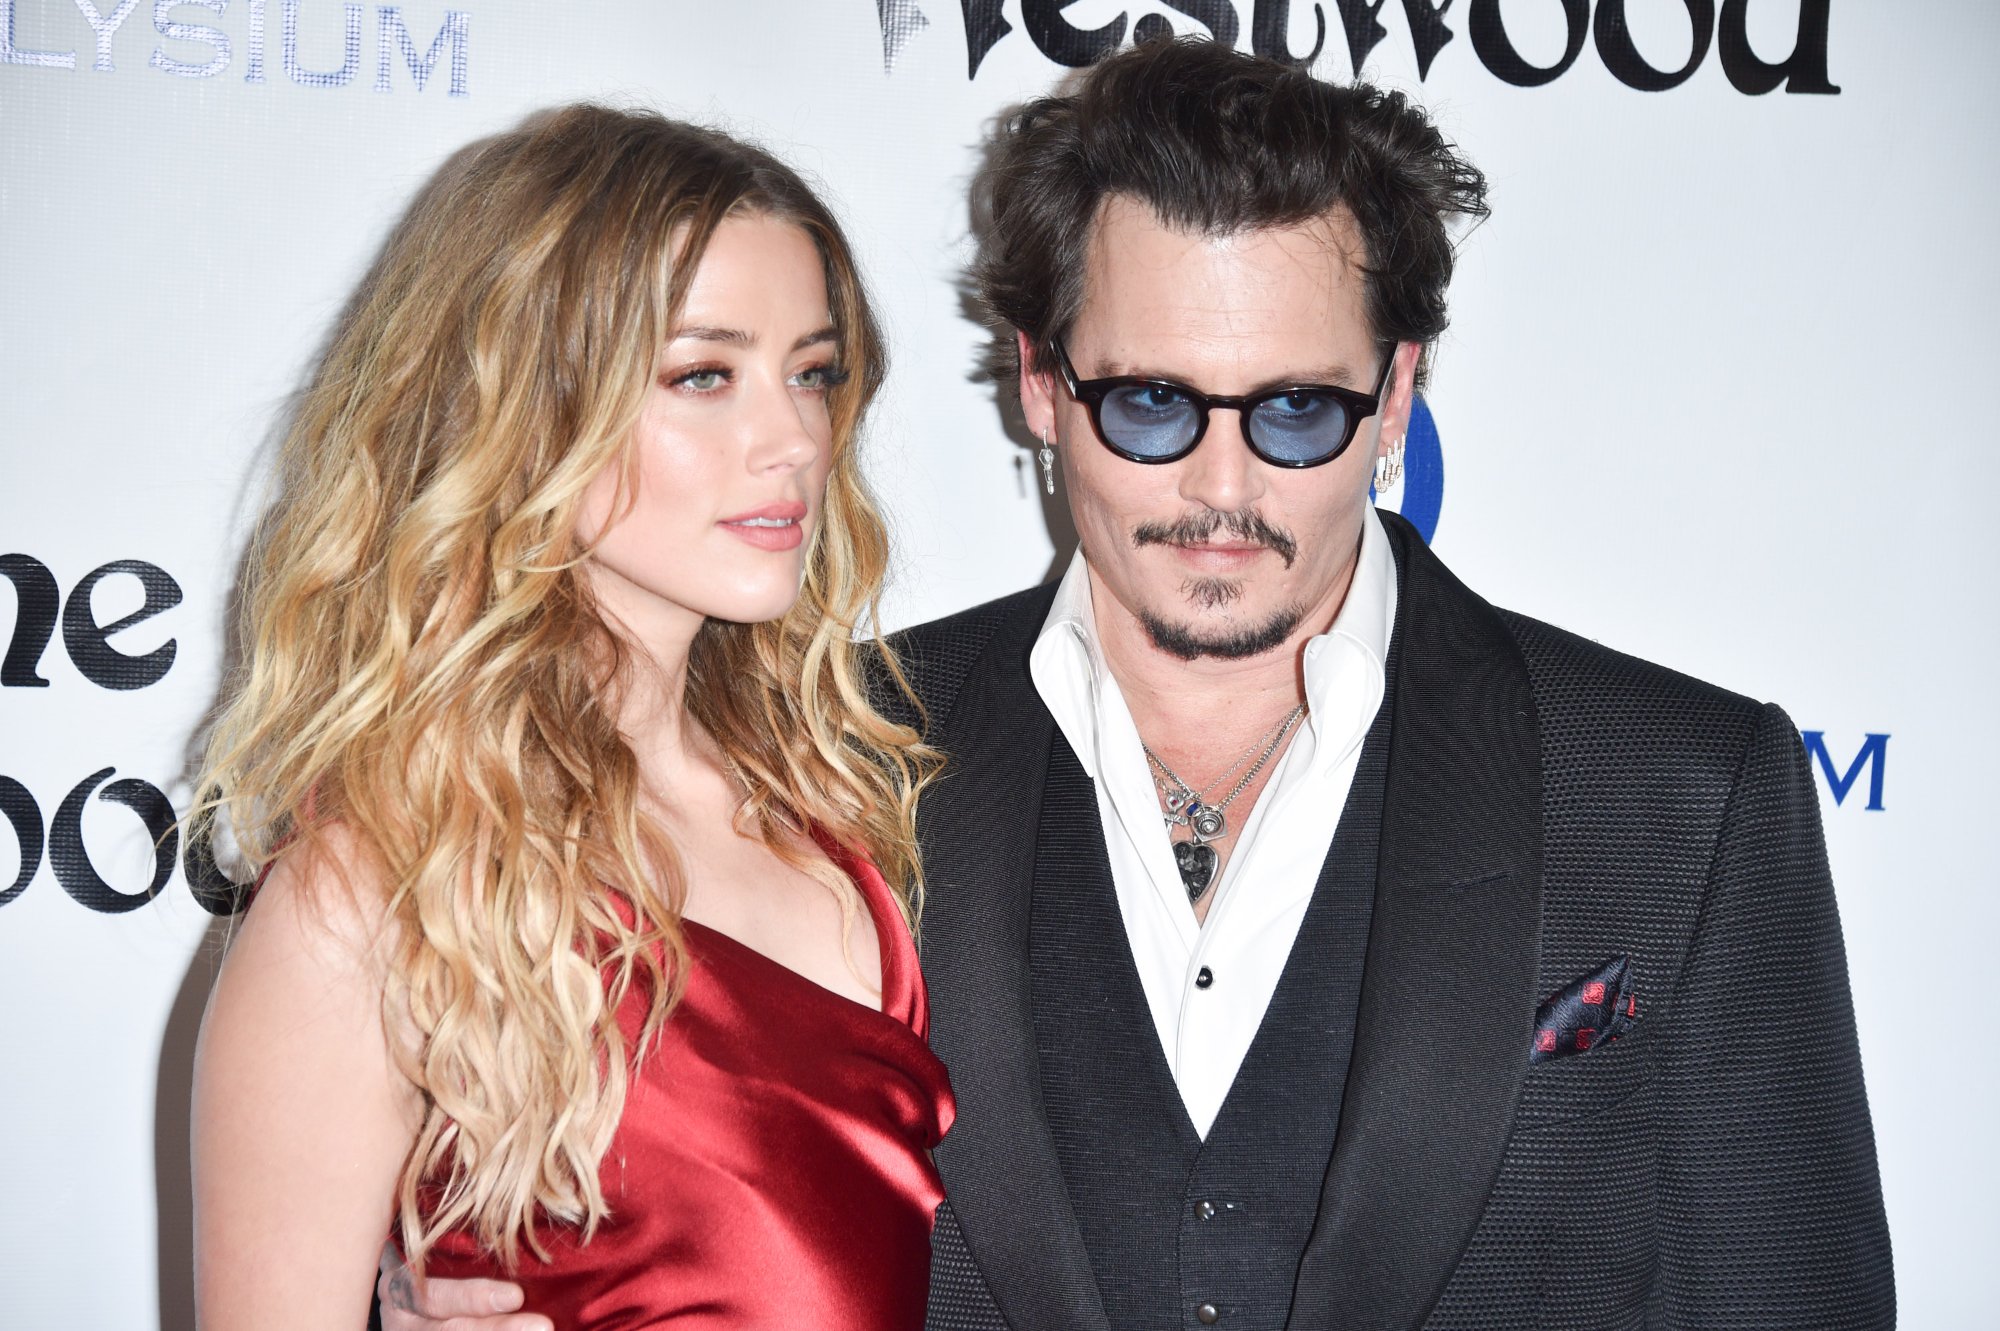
[1138,605,1304,662]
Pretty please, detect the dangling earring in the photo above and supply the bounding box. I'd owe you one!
[1038,429,1057,496]
[1374,436,1404,493]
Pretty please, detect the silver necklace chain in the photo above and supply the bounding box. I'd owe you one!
[1144,703,1305,844]
[1160,724,1274,805]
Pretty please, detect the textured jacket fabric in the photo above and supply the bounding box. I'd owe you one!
[889,513,1894,1331]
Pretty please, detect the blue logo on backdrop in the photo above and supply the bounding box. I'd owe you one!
[1801,730,1888,812]
[1372,393,1443,544]
[0,0,470,96]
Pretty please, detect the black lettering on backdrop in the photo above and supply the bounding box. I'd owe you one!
[938,0,1837,93]
[62,558,182,690]
[1469,0,1589,87]
[1022,0,1247,61]
[0,776,41,907]
[0,771,248,914]
[1596,0,1713,91]
[959,0,1012,77]
[1252,0,1326,67]
[2,555,182,690]
[1327,0,1386,76]
[0,553,60,687]
[1718,0,1837,94]
[0,544,242,912]
[1023,0,1126,67]
[1158,1,1240,45]
[1398,0,1454,79]
[51,767,177,914]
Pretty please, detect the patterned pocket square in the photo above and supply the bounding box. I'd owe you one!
[1530,955,1639,1065]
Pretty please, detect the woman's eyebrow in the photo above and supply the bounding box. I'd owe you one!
[672,325,753,346]
[669,325,838,351]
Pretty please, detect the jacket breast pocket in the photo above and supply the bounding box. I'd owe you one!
[1512,1026,1652,1129]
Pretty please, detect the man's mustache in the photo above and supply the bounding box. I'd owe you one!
[1131,509,1298,569]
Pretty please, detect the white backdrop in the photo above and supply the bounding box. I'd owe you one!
[3,3,1995,1327]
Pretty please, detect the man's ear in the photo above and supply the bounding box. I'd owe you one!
[1378,341,1421,456]
[1017,330,1057,440]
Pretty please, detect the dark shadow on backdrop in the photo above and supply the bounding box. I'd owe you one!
[155,919,228,1331]
[959,99,1080,585]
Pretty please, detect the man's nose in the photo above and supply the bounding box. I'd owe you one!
[1175,407,1266,513]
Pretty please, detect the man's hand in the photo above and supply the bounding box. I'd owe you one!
[376,1244,549,1331]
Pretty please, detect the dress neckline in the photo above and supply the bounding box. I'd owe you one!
[679,838,909,1024]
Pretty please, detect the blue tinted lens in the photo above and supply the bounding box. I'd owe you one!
[1248,390,1351,464]
[1098,384,1201,458]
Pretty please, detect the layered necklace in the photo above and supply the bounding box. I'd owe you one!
[1143,703,1305,903]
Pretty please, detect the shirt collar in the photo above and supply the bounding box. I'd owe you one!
[1299,503,1397,742]
[1027,542,1111,773]
[1028,505,1399,763]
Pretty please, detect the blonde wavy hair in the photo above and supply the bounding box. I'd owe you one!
[195,105,932,1268]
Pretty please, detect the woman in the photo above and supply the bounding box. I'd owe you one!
[191,106,950,1329]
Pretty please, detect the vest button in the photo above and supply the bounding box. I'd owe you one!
[1195,966,1214,989]
[1196,1303,1221,1324]
[1195,1199,1217,1220]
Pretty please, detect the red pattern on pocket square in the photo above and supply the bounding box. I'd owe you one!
[1530,956,1639,1066]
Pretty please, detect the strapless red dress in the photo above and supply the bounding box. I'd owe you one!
[419,844,954,1329]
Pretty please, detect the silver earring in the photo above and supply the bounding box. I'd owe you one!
[1374,437,1405,493]
[1038,430,1056,496]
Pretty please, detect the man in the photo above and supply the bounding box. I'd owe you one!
[390,36,1892,1331]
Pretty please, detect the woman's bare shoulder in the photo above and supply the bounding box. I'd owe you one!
[234,822,403,977]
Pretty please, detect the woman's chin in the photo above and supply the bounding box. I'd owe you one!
[694,582,807,626]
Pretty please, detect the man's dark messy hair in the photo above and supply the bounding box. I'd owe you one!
[972,35,1489,390]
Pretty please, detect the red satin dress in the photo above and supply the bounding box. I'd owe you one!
[420,844,955,1329]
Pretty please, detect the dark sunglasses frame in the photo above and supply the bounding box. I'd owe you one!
[1047,337,1399,469]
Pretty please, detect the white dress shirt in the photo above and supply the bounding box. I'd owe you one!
[1027,505,1398,1137]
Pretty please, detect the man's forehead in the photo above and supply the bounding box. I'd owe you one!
[1084,193,1367,277]
[1072,195,1376,381]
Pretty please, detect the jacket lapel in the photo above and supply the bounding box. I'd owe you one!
[1287,515,1546,1330]
[918,591,1113,1331]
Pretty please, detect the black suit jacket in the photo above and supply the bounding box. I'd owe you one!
[887,513,1893,1330]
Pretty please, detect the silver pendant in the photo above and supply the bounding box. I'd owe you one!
[1174,840,1217,901]
[1189,804,1226,841]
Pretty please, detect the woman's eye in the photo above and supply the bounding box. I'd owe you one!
[670,367,729,392]
[793,363,849,392]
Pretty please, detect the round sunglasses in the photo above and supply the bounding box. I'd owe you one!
[1048,338,1397,469]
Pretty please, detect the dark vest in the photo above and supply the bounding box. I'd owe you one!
[1029,695,1393,1331]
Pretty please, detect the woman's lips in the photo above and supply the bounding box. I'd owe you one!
[719,501,808,551]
